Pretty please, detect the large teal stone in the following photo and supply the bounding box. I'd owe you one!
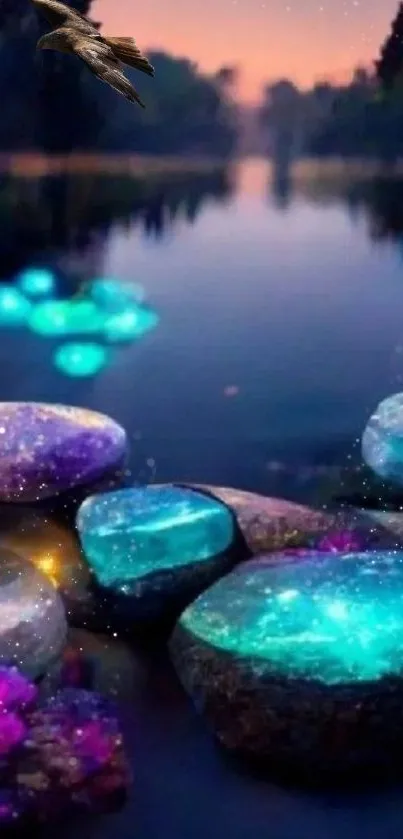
[76,484,236,621]
[170,551,403,780]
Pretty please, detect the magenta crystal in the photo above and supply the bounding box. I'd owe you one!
[0,711,26,757]
[0,666,37,711]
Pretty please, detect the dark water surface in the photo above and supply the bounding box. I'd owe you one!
[5,158,403,838]
[4,157,403,504]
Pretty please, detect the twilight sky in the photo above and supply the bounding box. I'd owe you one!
[94,0,398,101]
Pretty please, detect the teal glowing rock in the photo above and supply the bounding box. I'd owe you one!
[171,551,403,777]
[28,300,105,337]
[362,393,403,485]
[17,268,55,298]
[104,305,159,343]
[87,277,145,311]
[77,484,235,619]
[0,286,31,325]
[53,343,109,377]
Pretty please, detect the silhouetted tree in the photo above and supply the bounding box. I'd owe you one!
[376,2,403,90]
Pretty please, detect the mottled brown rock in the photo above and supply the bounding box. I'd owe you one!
[181,484,400,554]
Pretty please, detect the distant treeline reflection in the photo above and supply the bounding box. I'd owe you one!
[0,166,234,278]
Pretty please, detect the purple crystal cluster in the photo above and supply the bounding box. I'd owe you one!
[0,666,129,827]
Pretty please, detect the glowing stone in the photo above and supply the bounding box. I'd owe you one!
[170,550,403,777]
[88,277,145,310]
[77,484,235,619]
[0,402,127,502]
[104,305,159,343]
[0,550,66,678]
[362,392,403,485]
[17,268,55,298]
[0,286,31,325]
[28,299,105,337]
[183,485,392,554]
[54,342,108,377]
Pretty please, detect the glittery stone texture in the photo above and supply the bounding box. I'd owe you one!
[0,667,37,710]
[362,392,403,485]
[0,506,92,609]
[16,688,129,819]
[0,402,127,502]
[77,484,236,621]
[0,711,26,757]
[0,551,67,678]
[183,484,396,554]
[170,551,403,779]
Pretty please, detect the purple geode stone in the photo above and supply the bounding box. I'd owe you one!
[0,667,37,711]
[16,688,129,818]
[0,403,127,502]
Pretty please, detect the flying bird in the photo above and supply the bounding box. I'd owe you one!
[31,0,154,107]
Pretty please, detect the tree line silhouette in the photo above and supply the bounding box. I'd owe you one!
[0,0,238,156]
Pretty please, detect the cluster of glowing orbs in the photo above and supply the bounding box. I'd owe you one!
[87,277,145,311]
[17,268,55,298]
[104,306,159,343]
[28,300,106,337]
[53,342,109,377]
[362,392,403,485]
[0,287,31,326]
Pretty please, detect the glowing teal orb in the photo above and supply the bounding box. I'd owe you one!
[29,300,106,337]
[0,286,31,325]
[88,277,145,312]
[17,268,55,298]
[53,342,108,377]
[362,392,403,485]
[104,306,159,343]
[180,551,403,685]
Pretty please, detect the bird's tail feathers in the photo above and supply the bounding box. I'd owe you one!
[104,37,154,76]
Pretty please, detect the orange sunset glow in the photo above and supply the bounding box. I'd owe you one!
[95,0,398,101]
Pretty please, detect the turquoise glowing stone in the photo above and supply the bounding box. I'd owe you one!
[28,300,105,337]
[0,286,31,325]
[362,392,403,485]
[178,551,403,685]
[53,343,108,377]
[104,305,159,343]
[77,485,235,591]
[88,277,145,311]
[171,551,403,775]
[17,268,55,298]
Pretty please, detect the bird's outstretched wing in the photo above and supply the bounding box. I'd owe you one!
[73,37,145,107]
[32,0,100,35]
[103,37,154,76]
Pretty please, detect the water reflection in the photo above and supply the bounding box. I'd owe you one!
[0,163,234,279]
